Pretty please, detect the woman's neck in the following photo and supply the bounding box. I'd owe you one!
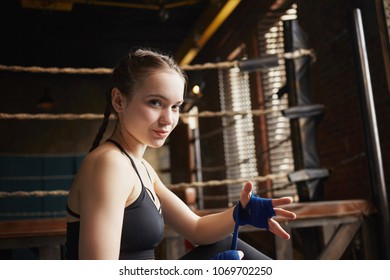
[110,129,146,159]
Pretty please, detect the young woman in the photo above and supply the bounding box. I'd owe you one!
[65,48,296,260]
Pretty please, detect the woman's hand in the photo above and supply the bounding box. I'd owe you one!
[239,181,296,240]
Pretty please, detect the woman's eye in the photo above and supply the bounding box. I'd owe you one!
[172,104,182,111]
[149,99,162,107]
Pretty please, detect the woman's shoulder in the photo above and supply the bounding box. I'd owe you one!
[69,143,136,219]
[92,140,130,161]
[78,143,133,180]
[75,142,136,194]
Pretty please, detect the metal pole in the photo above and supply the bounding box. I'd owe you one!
[352,8,390,259]
[193,125,204,209]
[189,106,204,209]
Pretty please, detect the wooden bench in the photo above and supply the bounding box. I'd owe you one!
[0,218,66,259]
[273,199,377,259]
[0,199,377,259]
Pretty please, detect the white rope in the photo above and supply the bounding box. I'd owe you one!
[0,190,69,198]
[0,48,315,74]
[168,173,288,190]
[0,107,282,121]
[0,113,115,120]
[0,65,112,75]
[0,173,288,198]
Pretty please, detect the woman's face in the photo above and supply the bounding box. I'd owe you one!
[119,70,185,149]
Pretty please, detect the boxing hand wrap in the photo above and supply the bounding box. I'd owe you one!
[210,250,240,260]
[233,194,275,230]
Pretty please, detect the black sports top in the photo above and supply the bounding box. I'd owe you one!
[65,140,164,260]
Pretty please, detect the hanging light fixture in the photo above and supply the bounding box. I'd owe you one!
[36,89,57,112]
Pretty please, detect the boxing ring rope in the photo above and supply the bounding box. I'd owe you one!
[0,107,282,121]
[0,172,288,217]
[0,172,288,199]
[0,148,365,201]
[0,190,69,198]
[0,113,110,121]
[0,48,315,75]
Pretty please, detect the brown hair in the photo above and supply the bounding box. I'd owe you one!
[89,48,187,152]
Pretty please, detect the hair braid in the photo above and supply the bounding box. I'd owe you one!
[89,102,112,153]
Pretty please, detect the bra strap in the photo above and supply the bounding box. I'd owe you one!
[106,139,146,190]
[66,204,81,219]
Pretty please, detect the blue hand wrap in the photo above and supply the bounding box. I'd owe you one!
[231,194,275,250]
[233,194,275,229]
[210,250,240,260]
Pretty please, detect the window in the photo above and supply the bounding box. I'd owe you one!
[217,5,298,203]
[218,59,259,204]
[257,5,298,198]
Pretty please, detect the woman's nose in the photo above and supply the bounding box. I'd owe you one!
[159,109,174,125]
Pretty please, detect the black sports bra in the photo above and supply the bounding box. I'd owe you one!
[65,139,164,260]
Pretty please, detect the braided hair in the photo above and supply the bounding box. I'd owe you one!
[89,49,187,153]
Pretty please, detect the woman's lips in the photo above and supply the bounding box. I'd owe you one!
[153,129,170,138]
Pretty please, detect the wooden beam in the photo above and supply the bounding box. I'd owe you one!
[175,0,241,66]
[318,221,362,260]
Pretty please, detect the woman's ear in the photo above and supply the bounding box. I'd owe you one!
[111,88,125,113]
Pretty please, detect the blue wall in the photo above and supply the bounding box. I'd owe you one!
[0,154,84,220]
